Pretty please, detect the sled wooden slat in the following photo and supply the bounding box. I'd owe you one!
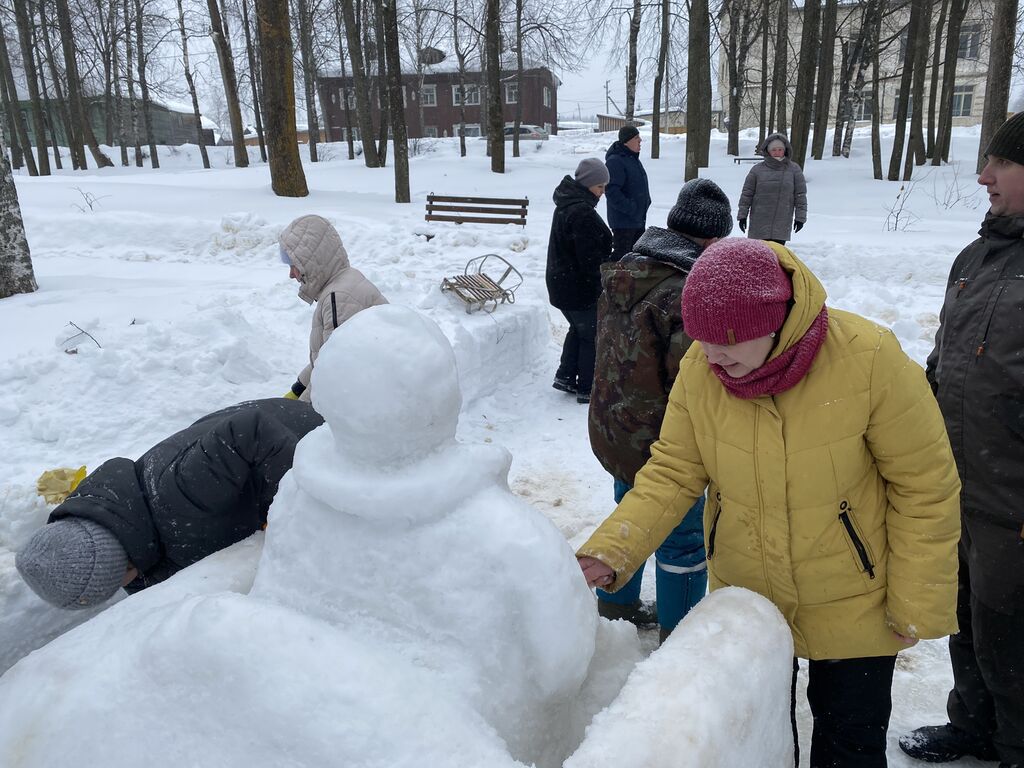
[440,254,523,314]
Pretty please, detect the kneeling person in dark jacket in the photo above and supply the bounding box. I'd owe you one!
[16,398,324,609]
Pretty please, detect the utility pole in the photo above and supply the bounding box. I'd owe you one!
[605,80,610,113]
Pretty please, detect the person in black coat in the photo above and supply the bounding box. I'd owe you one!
[545,157,614,403]
[16,398,324,609]
[605,125,652,258]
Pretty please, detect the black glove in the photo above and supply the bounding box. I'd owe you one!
[738,218,746,233]
[794,220,804,233]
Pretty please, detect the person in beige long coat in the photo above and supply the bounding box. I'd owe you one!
[280,214,387,401]
[577,238,961,768]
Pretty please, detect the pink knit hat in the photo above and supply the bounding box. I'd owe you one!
[682,238,792,345]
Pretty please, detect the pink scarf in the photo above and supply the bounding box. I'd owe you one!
[710,307,829,399]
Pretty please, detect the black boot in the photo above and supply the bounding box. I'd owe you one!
[597,598,658,628]
[898,724,997,763]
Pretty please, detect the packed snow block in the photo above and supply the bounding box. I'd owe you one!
[565,587,795,768]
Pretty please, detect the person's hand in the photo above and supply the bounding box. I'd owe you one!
[738,217,747,233]
[577,556,615,588]
[283,390,299,400]
[893,630,918,648]
[794,220,804,233]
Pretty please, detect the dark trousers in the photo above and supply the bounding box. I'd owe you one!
[555,308,597,395]
[612,228,645,259]
[947,548,1024,764]
[792,655,897,768]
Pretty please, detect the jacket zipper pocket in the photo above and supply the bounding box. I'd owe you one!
[839,500,875,579]
[707,492,723,559]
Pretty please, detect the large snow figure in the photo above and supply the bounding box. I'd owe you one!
[251,305,605,767]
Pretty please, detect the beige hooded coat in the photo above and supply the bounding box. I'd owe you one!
[280,215,388,401]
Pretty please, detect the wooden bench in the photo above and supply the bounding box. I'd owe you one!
[425,194,529,226]
[733,156,762,164]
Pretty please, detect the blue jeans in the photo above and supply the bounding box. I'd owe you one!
[597,478,708,632]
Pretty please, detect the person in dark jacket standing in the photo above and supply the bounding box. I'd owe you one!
[589,178,733,642]
[546,158,614,404]
[605,126,652,258]
[16,399,324,609]
[900,113,1024,768]
[737,132,807,245]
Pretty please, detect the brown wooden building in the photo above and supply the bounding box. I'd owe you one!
[317,67,559,141]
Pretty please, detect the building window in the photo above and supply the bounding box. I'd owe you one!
[958,23,981,60]
[505,82,518,104]
[854,89,873,121]
[421,84,436,106]
[951,84,974,117]
[424,126,438,138]
[452,85,481,106]
[543,86,551,108]
[892,90,913,120]
[345,90,356,110]
[453,122,481,137]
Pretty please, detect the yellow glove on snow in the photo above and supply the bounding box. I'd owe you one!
[36,466,88,505]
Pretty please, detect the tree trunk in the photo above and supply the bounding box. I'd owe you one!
[241,0,268,162]
[0,30,38,175]
[888,0,923,179]
[625,0,640,120]
[381,0,409,201]
[685,0,711,180]
[53,0,113,167]
[789,0,819,167]
[0,73,24,171]
[759,0,769,145]
[0,135,37,299]
[485,0,504,173]
[110,0,129,166]
[134,0,160,167]
[811,0,836,159]
[101,0,116,145]
[926,0,949,158]
[903,0,931,178]
[123,0,143,166]
[176,0,210,168]
[453,0,468,158]
[13,0,52,174]
[932,0,968,165]
[513,0,523,158]
[254,0,308,195]
[870,1,882,179]
[339,0,380,166]
[32,16,63,170]
[207,0,249,167]
[977,0,1016,172]
[295,0,320,163]
[38,0,77,168]
[334,6,355,158]
[771,0,788,135]
[372,1,388,164]
[651,0,669,159]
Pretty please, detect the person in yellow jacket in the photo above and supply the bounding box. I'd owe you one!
[577,238,961,768]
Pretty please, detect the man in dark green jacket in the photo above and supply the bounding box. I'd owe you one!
[900,113,1024,768]
[588,178,732,641]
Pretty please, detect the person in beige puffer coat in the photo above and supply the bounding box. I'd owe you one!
[280,214,388,402]
[577,238,961,768]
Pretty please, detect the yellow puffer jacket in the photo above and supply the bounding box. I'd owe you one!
[578,243,961,659]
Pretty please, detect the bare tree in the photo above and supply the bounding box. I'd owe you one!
[977,0,1017,172]
[123,0,144,166]
[770,0,788,135]
[254,0,308,195]
[208,0,250,167]
[241,0,268,162]
[758,0,769,146]
[0,27,37,175]
[650,0,669,158]
[134,0,160,167]
[382,0,409,201]
[176,0,211,168]
[902,0,931,178]
[484,0,503,173]
[932,0,969,165]
[37,0,79,168]
[789,0,819,166]
[293,0,321,162]
[811,0,836,159]
[686,0,712,180]
[716,0,763,155]
[870,0,882,178]
[332,4,356,159]
[31,12,63,169]
[926,0,949,157]
[13,0,52,174]
[625,0,641,120]
[0,135,37,300]
[339,0,381,165]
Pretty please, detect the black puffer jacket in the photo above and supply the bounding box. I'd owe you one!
[926,213,1024,611]
[545,175,614,310]
[50,398,324,592]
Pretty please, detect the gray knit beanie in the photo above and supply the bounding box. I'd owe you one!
[985,112,1024,166]
[16,518,129,610]
[575,157,610,188]
[667,178,733,238]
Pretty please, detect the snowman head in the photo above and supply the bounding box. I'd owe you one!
[311,305,461,465]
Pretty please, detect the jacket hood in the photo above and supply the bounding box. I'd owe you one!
[762,241,827,362]
[553,175,599,210]
[760,132,792,166]
[602,227,701,312]
[980,212,1024,239]
[280,215,351,304]
[606,141,638,160]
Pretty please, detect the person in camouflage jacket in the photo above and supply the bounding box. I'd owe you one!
[588,178,733,639]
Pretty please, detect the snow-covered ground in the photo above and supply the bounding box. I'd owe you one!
[0,125,994,766]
